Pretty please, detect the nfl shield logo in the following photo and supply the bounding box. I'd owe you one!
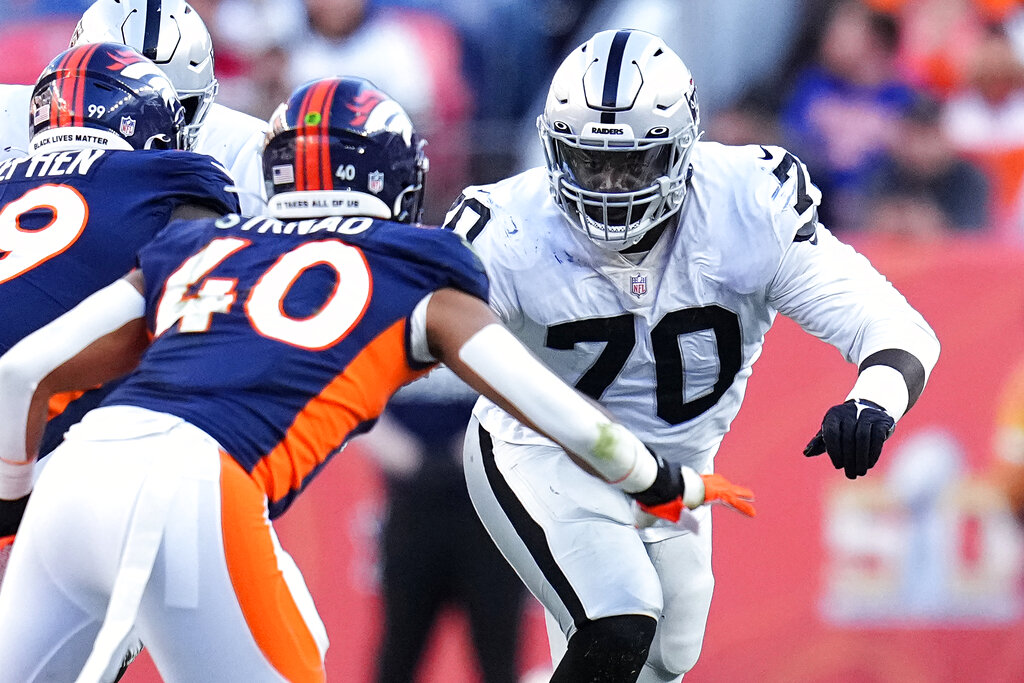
[630,273,647,298]
[367,170,385,194]
[119,116,136,137]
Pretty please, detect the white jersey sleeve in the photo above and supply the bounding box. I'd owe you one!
[443,181,532,330]
[768,227,939,372]
[752,142,939,408]
[0,85,31,162]
[193,103,268,216]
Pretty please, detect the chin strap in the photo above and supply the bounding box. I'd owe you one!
[618,217,673,254]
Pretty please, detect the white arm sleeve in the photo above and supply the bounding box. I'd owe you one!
[0,279,145,498]
[768,227,940,417]
[457,324,657,492]
[408,294,435,364]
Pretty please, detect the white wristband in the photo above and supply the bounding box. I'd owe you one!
[408,293,436,364]
[680,466,706,509]
[846,364,909,421]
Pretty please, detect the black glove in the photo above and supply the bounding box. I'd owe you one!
[0,494,29,538]
[804,399,895,480]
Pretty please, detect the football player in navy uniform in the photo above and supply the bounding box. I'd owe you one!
[0,42,238,564]
[0,0,267,215]
[0,76,752,682]
[445,30,940,681]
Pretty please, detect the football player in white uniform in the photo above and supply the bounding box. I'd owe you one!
[444,29,941,682]
[0,0,267,215]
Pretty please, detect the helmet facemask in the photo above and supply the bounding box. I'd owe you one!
[178,80,219,150]
[540,119,697,249]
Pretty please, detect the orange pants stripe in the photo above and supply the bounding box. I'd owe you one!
[219,452,325,682]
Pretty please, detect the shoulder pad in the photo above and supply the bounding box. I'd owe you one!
[443,169,552,245]
[752,144,822,241]
[443,186,493,243]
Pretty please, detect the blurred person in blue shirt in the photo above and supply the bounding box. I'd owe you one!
[781,0,917,232]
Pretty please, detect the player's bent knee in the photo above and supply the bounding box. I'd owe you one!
[645,631,703,680]
[550,614,657,683]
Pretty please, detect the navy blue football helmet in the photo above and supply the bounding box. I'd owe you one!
[263,77,428,222]
[29,42,185,153]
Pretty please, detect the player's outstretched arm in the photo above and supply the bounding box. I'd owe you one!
[423,288,755,519]
[0,272,149,499]
[770,222,941,480]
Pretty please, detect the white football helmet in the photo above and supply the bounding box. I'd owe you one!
[539,29,700,249]
[70,0,218,150]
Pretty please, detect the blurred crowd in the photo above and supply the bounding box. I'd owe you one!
[3,0,1024,238]
[1,1,1023,679]
[717,0,1024,242]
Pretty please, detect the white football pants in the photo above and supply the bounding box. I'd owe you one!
[463,417,714,681]
[0,406,328,682]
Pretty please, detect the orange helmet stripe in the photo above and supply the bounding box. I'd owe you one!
[302,83,324,190]
[49,50,74,129]
[71,44,101,128]
[317,79,339,191]
[293,84,318,191]
[296,80,337,191]
[54,48,81,128]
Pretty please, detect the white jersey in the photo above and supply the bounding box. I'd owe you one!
[446,141,938,473]
[193,103,268,216]
[0,85,267,215]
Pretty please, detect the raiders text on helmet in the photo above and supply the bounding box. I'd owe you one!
[30,42,185,153]
[262,77,428,223]
[71,0,217,150]
[539,29,701,249]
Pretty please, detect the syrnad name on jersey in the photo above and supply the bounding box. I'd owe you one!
[214,213,375,237]
[0,149,104,181]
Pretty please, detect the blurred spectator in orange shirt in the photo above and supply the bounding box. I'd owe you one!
[868,0,1020,94]
[881,0,988,97]
[943,26,1024,236]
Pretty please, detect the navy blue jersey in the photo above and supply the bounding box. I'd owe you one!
[105,213,488,517]
[0,148,239,453]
